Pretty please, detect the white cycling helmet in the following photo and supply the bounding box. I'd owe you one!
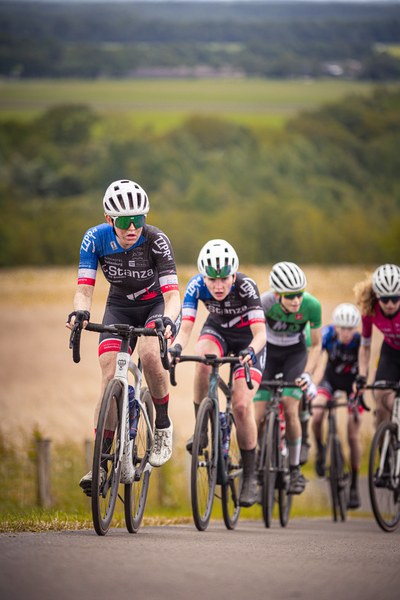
[103,180,149,217]
[269,261,307,294]
[197,239,239,278]
[372,264,400,297]
[332,303,361,328]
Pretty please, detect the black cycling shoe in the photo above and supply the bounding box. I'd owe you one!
[315,444,326,478]
[186,430,209,455]
[347,487,361,509]
[288,469,307,495]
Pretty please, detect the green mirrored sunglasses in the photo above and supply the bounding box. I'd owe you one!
[204,264,232,278]
[114,215,146,230]
[281,291,304,300]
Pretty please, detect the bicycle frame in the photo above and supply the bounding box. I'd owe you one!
[114,338,154,484]
[376,393,400,485]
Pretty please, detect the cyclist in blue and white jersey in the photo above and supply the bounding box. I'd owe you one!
[170,240,267,507]
[311,303,363,509]
[66,180,181,492]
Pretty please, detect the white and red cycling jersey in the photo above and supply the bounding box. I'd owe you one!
[361,304,400,350]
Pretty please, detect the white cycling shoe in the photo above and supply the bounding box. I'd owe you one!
[149,420,173,467]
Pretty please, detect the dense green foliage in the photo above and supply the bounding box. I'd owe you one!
[0,86,399,266]
[1,1,400,78]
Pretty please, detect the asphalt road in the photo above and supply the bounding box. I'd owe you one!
[1,518,399,600]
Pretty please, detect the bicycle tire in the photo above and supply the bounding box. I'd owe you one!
[278,444,293,527]
[328,435,347,522]
[124,387,154,534]
[369,421,400,532]
[262,411,278,528]
[92,379,123,536]
[191,397,217,531]
[221,412,242,530]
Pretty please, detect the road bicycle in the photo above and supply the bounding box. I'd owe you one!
[170,354,253,532]
[312,391,356,522]
[257,375,305,528]
[69,310,170,536]
[361,381,400,532]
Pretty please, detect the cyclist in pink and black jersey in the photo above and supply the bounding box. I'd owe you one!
[66,180,181,492]
[354,264,400,427]
[170,239,267,507]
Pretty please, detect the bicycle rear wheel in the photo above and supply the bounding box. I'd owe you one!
[221,412,242,530]
[191,397,217,531]
[278,443,293,527]
[369,421,400,532]
[328,435,347,522]
[92,379,123,536]
[124,387,154,534]
[262,412,278,528]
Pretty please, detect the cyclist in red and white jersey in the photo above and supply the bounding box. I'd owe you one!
[354,264,400,426]
[66,180,181,492]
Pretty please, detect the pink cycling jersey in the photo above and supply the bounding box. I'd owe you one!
[361,304,400,350]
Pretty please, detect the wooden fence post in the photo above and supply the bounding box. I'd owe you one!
[35,439,51,508]
[84,439,93,472]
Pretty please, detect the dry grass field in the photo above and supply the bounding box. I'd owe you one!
[0,265,382,451]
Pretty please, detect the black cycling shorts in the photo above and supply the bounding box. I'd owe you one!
[375,340,400,383]
[99,295,181,356]
[198,316,266,383]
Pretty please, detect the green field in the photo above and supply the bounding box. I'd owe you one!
[0,78,387,133]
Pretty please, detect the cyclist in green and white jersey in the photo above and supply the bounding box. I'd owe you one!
[254,262,322,494]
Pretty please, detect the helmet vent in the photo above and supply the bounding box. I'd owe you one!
[108,197,119,212]
[137,193,142,209]
[116,193,125,209]
[127,192,134,210]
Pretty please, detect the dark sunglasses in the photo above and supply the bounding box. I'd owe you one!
[281,291,304,300]
[205,264,232,278]
[114,215,146,230]
[379,295,400,304]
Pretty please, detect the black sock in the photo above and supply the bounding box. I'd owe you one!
[317,439,324,452]
[152,399,170,429]
[290,464,300,472]
[351,468,359,490]
[240,447,256,479]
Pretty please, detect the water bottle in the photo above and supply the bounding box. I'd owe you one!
[128,385,140,440]
[220,412,231,458]
[279,404,286,453]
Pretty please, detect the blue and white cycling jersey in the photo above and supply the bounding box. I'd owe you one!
[182,272,265,330]
[77,223,178,304]
[322,324,360,375]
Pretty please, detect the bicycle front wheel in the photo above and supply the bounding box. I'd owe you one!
[191,397,217,531]
[328,435,347,522]
[262,411,278,528]
[369,421,400,532]
[221,412,242,530]
[92,379,123,536]
[124,387,154,534]
[278,444,293,527]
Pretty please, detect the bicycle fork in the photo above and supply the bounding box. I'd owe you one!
[113,349,154,485]
[378,395,400,486]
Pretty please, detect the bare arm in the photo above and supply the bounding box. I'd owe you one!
[65,284,94,330]
[162,289,181,339]
[172,318,195,352]
[305,327,322,377]
[357,343,371,379]
[311,348,326,387]
[240,321,267,365]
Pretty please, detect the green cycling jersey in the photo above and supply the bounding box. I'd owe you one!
[262,290,322,347]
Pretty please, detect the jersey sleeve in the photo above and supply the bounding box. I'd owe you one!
[182,274,205,322]
[150,231,179,294]
[239,276,265,325]
[361,314,373,346]
[321,324,333,350]
[307,294,322,329]
[78,227,100,287]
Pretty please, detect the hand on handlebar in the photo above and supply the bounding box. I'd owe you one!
[307,381,318,401]
[353,374,367,395]
[238,346,256,367]
[65,310,90,331]
[296,372,311,392]
[161,316,177,340]
[168,343,182,364]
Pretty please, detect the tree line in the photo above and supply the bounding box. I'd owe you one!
[1,1,400,78]
[0,86,399,267]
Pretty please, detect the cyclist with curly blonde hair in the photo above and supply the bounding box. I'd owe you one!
[354,264,400,428]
